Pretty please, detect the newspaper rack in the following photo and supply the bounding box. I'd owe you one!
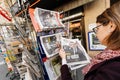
[29,7,90,80]
[29,7,65,80]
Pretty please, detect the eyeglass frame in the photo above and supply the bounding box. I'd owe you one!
[92,24,103,33]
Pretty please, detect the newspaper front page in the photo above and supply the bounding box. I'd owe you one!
[61,37,90,68]
[40,33,62,58]
[34,8,64,31]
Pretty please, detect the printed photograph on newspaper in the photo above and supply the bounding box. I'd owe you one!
[40,33,62,58]
[34,8,64,30]
[61,37,90,65]
[50,55,61,80]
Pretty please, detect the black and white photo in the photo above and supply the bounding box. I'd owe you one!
[34,8,64,30]
[40,33,62,58]
[61,37,90,65]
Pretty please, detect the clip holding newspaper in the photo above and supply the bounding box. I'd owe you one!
[61,37,90,67]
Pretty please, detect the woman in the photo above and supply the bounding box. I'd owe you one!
[59,1,120,80]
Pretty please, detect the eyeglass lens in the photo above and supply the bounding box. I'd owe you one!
[93,24,102,33]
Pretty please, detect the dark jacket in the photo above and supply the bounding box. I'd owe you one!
[60,56,120,80]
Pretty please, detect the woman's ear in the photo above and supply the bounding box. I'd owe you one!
[108,21,116,32]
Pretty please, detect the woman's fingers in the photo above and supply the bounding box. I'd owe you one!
[59,49,66,59]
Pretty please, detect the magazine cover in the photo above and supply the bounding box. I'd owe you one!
[34,8,65,31]
[61,37,90,65]
[40,33,62,58]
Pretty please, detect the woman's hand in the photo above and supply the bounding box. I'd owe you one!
[59,49,66,59]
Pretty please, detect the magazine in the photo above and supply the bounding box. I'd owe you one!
[34,8,65,31]
[61,37,90,65]
[40,33,62,58]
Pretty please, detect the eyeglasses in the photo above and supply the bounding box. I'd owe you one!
[92,24,103,33]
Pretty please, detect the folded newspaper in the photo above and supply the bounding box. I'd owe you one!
[61,37,90,70]
[34,8,65,31]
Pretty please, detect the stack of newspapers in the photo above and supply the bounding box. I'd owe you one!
[40,33,62,80]
[40,33,90,71]
[31,7,90,80]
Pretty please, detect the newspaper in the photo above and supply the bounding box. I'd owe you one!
[61,37,90,66]
[70,63,87,70]
[34,8,65,31]
[44,55,61,80]
[29,8,41,32]
[40,33,62,58]
[22,48,41,77]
